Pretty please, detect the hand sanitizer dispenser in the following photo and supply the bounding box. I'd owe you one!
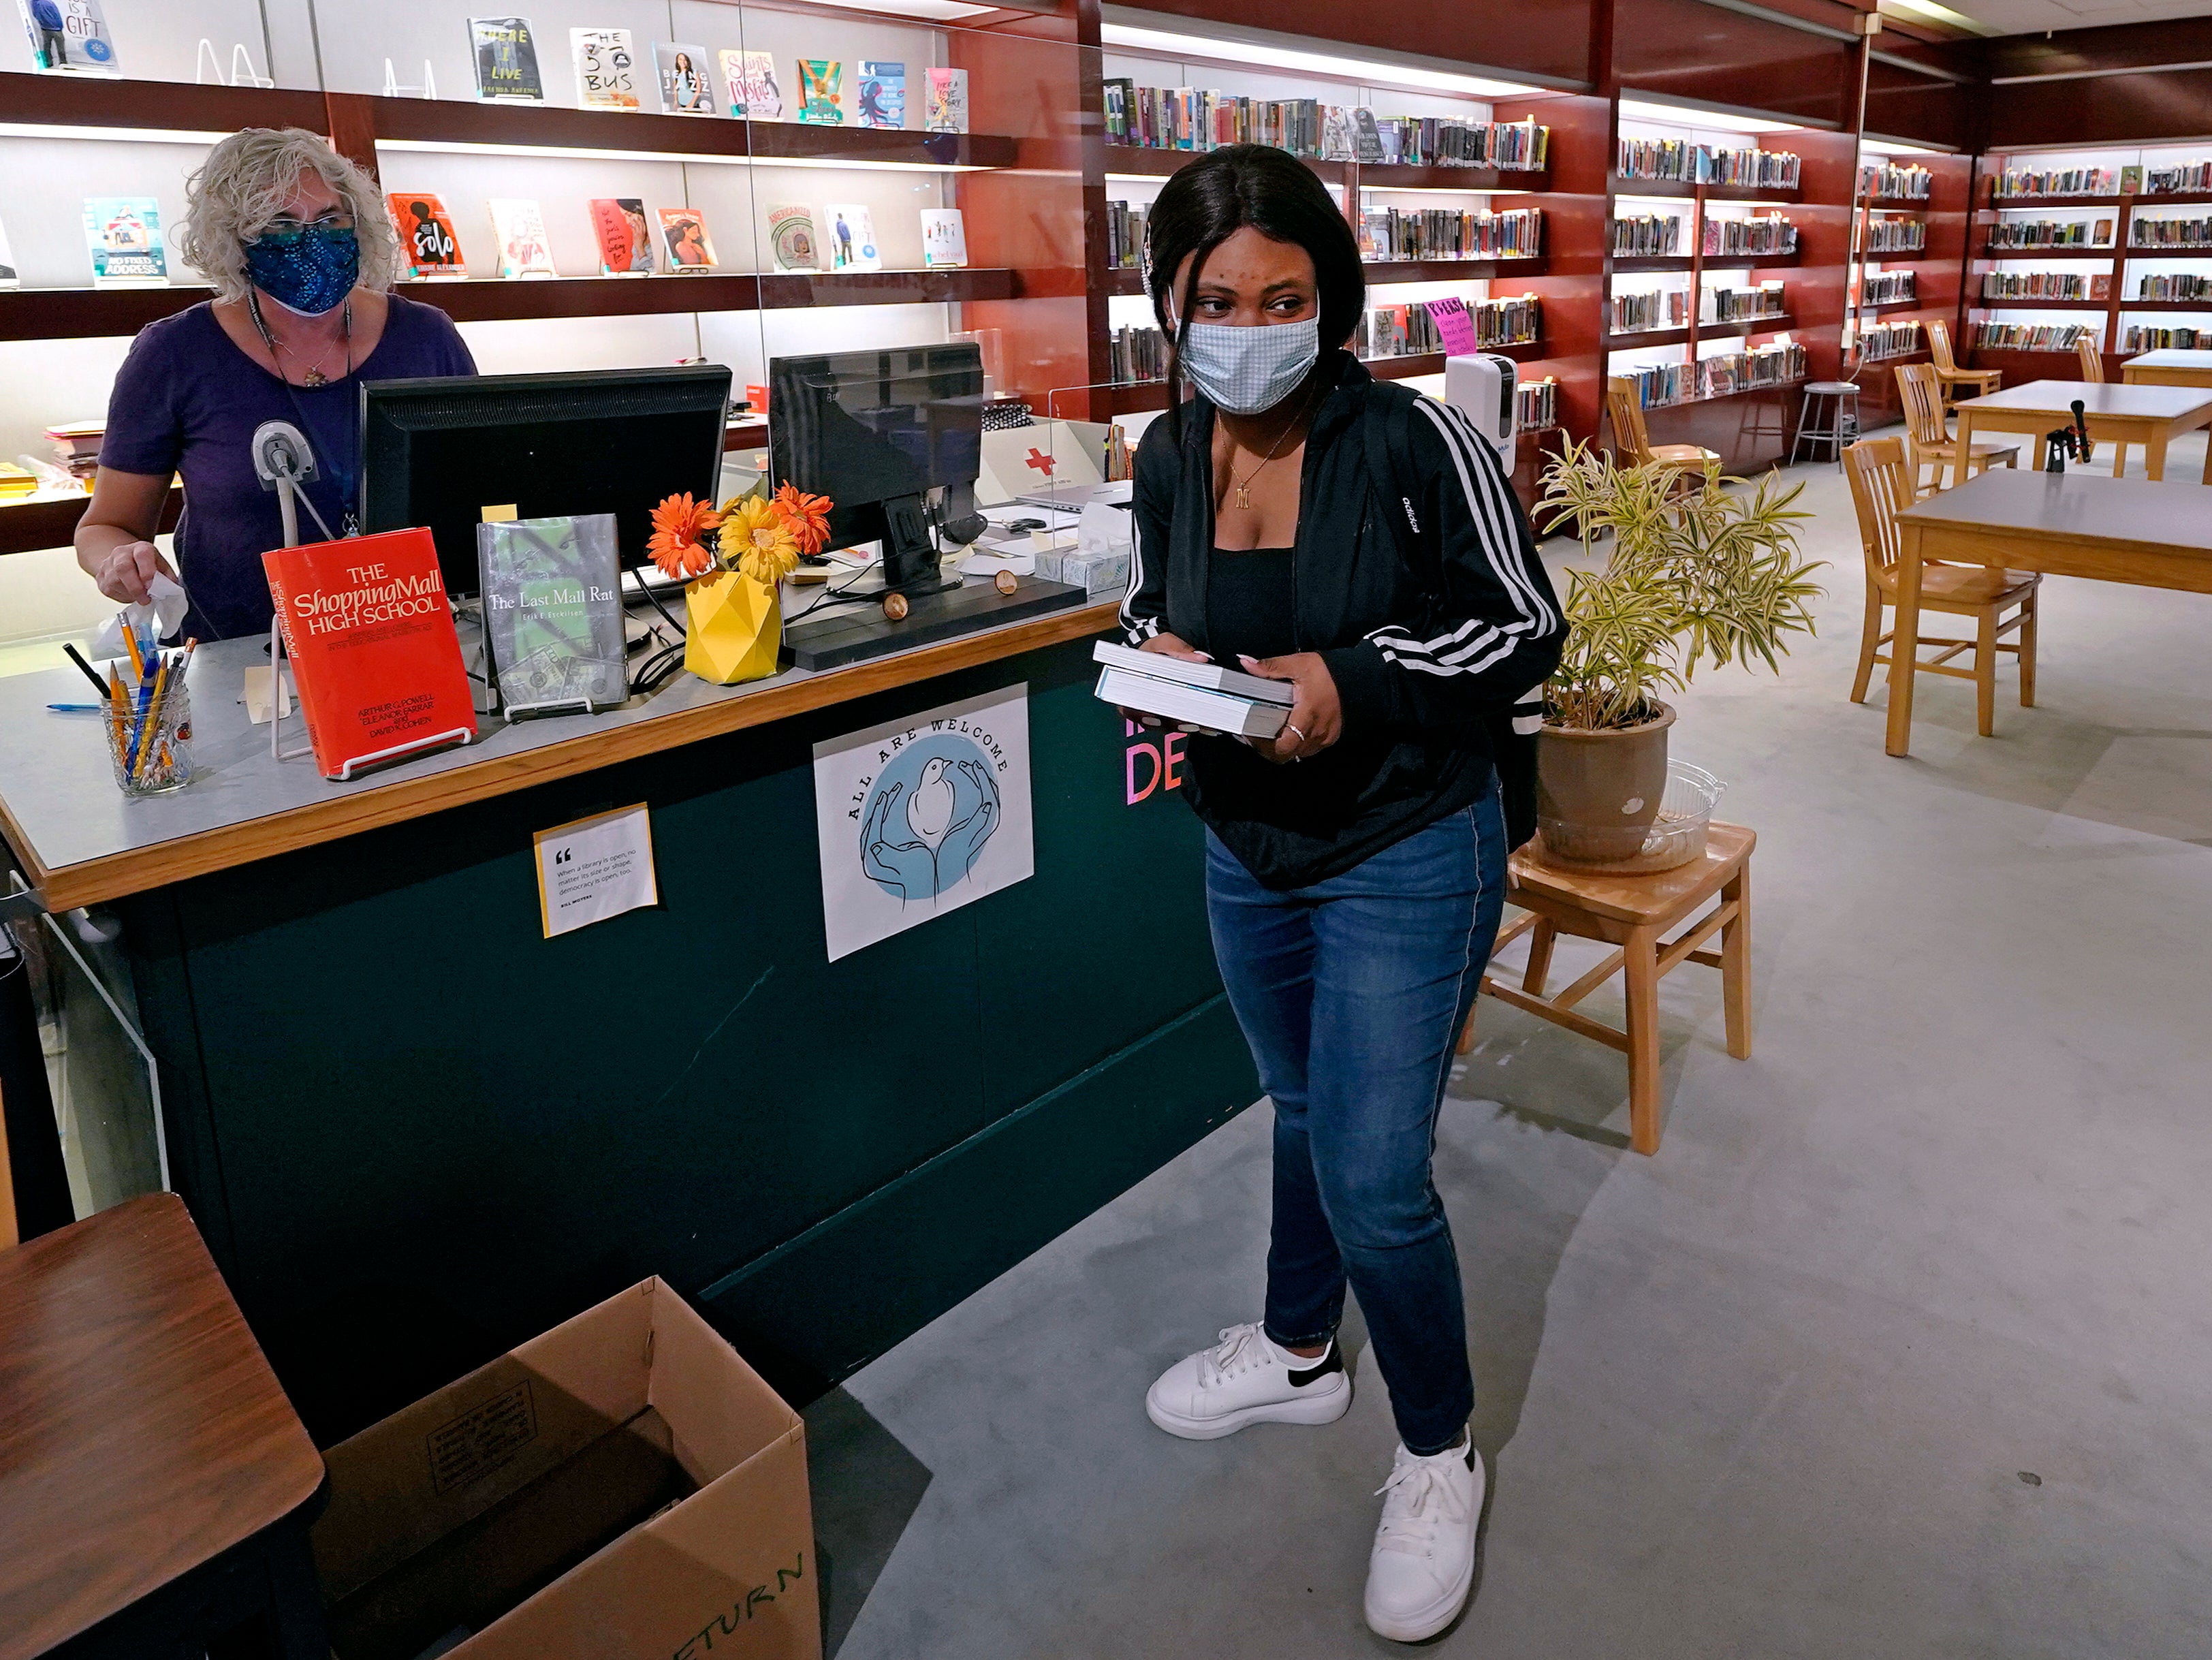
[1444,353,1518,464]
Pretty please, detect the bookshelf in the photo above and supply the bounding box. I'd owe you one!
[1966,140,2212,381]
[1086,25,1609,512]
[0,1,1090,556]
[1845,142,1972,426]
[1600,99,1854,473]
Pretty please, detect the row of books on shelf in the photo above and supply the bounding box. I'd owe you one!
[1974,320,2094,349]
[2138,272,2212,300]
[1858,163,1933,202]
[16,6,974,131]
[1357,207,1541,262]
[1995,163,2211,199]
[1617,140,1799,189]
[1861,270,1916,304]
[1354,295,1540,358]
[1987,219,2107,249]
[1611,214,1681,257]
[1862,219,1925,254]
[1617,341,1806,406]
[1703,215,1797,257]
[1517,378,1558,433]
[2130,216,2212,249]
[1609,280,1787,332]
[1709,280,1788,322]
[1101,82,1547,170]
[2126,324,2204,349]
[1858,319,1921,362]
[1106,200,1149,272]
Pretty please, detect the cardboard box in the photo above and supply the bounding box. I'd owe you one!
[312,1279,820,1660]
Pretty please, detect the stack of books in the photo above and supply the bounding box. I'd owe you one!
[1859,162,1933,201]
[1863,218,1926,253]
[2124,324,2205,351]
[2145,161,2212,195]
[1859,320,1922,362]
[1093,642,1292,740]
[1105,200,1148,271]
[1996,167,2115,199]
[1862,270,1917,304]
[2130,214,2212,249]
[44,421,104,486]
[1610,213,1684,257]
[1516,377,1559,433]
[1357,206,1541,262]
[1974,320,2095,351]
[1701,214,1798,257]
[1706,279,1787,322]
[1986,219,2098,249]
[1982,270,2087,300]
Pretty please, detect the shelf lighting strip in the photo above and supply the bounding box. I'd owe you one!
[376,138,990,173]
[1099,21,1540,99]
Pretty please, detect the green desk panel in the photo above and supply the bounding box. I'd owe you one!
[123,637,1257,1441]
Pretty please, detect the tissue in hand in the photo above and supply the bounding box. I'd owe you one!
[93,572,189,659]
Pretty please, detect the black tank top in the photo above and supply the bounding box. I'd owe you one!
[1205,547,1296,662]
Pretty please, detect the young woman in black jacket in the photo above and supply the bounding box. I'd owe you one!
[1124,144,1566,1642]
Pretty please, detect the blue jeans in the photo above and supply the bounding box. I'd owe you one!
[1205,787,1508,1456]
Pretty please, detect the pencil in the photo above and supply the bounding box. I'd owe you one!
[120,621,146,683]
[62,641,113,700]
[106,667,127,759]
[133,652,177,784]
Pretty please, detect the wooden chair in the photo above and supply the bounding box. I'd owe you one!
[1896,362,2020,494]
[1605,377,1719,475]
[1844,436,2038,738]
[1926,319,2001,407]
[2074,338,2134,471]
[1458,824,1755,1157]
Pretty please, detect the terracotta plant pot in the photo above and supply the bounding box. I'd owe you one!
[1535,702,1677,864]
[684,569,783,685]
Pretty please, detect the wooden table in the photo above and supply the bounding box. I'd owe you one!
[2123,349,2212,390]
[1885,471,2212,756]
[1951,380,2212,482]
[0,1192,328,1659]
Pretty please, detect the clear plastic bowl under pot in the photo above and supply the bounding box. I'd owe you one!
[1533,759,1723,875]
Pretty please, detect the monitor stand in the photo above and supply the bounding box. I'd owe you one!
[783,494,1089,671]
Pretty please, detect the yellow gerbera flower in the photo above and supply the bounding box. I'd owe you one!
[720,493,801,586]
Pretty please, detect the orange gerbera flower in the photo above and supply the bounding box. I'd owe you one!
[772,482,834,555]
[720,494,802,586]
[646,492,721,580]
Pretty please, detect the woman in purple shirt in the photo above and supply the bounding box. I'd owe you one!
[78,127,476,641]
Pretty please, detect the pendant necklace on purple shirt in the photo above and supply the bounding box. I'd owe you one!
[247,287,360,534]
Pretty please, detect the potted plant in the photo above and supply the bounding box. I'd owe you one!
[648,481,832,684]
[1532,442,1820,864]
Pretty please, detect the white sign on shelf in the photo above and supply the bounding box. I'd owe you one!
[533,803,658,939]
[812,685,1034,962]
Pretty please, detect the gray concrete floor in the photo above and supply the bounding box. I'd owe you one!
[807,433,2212,1659]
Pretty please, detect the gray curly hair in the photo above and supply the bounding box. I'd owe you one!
[177,127,398,304]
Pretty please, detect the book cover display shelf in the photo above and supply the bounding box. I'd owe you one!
[1964,141,2212,386]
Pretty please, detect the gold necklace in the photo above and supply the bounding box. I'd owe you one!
[1224,393,1313,512]
[249,291,352,388]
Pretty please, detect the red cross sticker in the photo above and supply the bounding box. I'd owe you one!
[1024,446,1056,475]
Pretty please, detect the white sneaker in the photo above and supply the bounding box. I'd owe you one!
[1144,1322,1351,1441]
[1363,1436,1484,1642]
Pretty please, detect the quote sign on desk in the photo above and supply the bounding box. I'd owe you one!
[812,685,1034,962]
[533,803,659,938]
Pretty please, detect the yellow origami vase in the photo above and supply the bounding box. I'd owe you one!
[684,569,783,684]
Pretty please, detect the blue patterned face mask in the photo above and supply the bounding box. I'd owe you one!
[1179,316,1321,415]
[243,223,360,317]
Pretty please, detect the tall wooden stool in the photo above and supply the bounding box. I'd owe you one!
[0,1192,329,1659]
[1458,824,1755,1155]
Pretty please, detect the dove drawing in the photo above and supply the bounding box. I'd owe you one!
[906,755,958,846]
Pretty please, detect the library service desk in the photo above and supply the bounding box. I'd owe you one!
[0,603,1258,1443]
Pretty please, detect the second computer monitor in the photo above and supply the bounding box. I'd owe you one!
[767,343,985,590]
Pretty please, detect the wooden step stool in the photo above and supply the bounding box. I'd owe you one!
[1458,822,1755,1155]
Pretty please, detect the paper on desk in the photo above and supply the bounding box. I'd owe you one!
[242,664,294,723]
[959,546,1036,576]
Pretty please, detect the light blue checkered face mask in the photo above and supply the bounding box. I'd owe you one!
[1179,315,1321,415]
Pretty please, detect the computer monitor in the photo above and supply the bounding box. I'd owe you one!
[359,366,731,599]
[767,343,986,594]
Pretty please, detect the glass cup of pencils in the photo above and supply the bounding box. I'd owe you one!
[101,638,196,797]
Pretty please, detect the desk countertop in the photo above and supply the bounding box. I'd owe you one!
[0,598,1116,910]
[1953,380,2212,417]
[2126,349,2212,371]
[1894,469,2212,549]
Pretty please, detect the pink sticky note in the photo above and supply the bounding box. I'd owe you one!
[1424,296,1478,356]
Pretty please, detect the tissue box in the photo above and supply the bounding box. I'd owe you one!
[1036,544,1129,599]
